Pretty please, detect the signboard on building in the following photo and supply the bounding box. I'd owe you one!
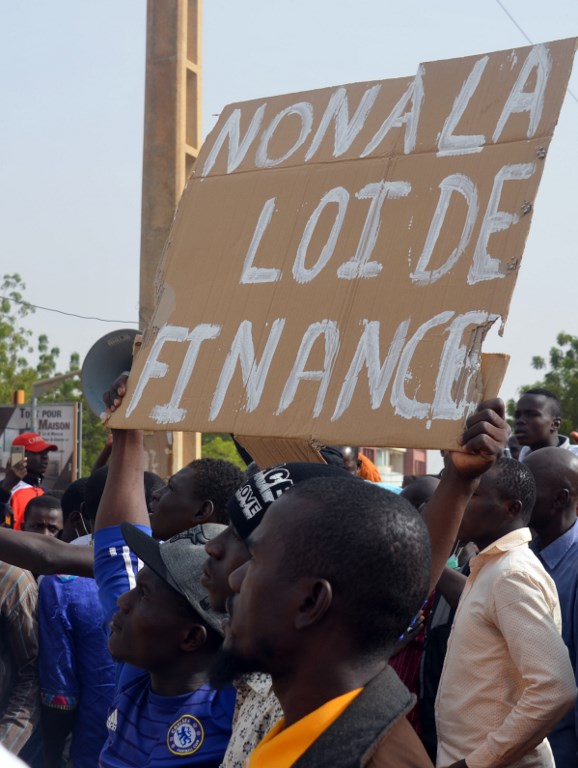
[0,403,80,490]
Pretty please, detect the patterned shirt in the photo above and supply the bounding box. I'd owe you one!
[0,561,40,754]
[221,673,283,768]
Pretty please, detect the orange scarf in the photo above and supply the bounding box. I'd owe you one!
[245,688,362,767]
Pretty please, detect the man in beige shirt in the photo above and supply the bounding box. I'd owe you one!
[435,458,576,768]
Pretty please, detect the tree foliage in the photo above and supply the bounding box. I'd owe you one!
[201,433,246,469]
[0,273,43,401]
[1,275,250,476]
[0,273,107,473]
[508,332,578,435]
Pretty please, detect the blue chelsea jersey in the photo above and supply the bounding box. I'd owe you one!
[100,672,236,767]
[94,525,235,767]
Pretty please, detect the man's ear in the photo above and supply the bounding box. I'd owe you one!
[552,415,562,432]
[180,623,208,653]
[69,509,82,526]
[294,578,333,631]
[506,498,523,521]
[192,500,215,525]
[553,487,570,510]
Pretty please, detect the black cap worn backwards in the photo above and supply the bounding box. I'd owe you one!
[227,462,349,540]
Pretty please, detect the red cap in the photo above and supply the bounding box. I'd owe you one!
[12,432,58,453]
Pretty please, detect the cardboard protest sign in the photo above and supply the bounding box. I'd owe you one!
[110,38,576,451]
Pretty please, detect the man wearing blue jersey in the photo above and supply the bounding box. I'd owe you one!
[93,425,236,768]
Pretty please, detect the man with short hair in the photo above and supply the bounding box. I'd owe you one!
[1,432,57,529]
[22,496,63,538]
[0,456,240,580]
[204,463,347,767]
[514,388,578,460]
[205,402,512,767]
[435,458,576,768]
[94,427,236,767]
[215,476,433,767]
[524,447,578,766]
[204,401,506,768]
[147,458,244,542]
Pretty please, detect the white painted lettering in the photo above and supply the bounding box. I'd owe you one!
[468,162,535,284]
[255,102,314,168]
[292,187,350,283]
[437,56,488,157]
[493,44,552,142]
[151,324,222,424]
[411,174,478,285]
[125,325,191,418]
[276,320,340,417]
[240,198,281,284]
[305,84,382,161]
[338,180,412,279]
[361,65,425,157]
[391,312,454,419]
[432,310,500,419]
[209,319,286,420]
[201,105,266,177]
[331,319,410,421]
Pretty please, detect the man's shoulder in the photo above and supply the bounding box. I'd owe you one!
[39,572,100,617]
[538,521,578,575]
[235,671,273,698]
[10,480,33,495]
[294,667,427,768]
[558,435,578,455]
[495,544,555,584]
[0,560,35,587]
[488,547,560,615]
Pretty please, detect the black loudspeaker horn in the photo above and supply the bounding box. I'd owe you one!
[81,329,141,416]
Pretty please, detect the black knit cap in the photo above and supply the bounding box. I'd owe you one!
[227,462,349,540]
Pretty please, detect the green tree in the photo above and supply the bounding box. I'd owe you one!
[0,273,41,402]
[508,332,578,435]
[201,433,246,469]
[0,273,107,473]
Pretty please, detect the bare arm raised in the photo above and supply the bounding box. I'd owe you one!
[95,375,148,531]
[422,398,508,593]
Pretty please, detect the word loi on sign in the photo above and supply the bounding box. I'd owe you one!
[111,39,576,449]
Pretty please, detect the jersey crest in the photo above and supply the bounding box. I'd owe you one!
[167,714,204,756]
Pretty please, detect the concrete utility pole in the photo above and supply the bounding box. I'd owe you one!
[139,0,202,476]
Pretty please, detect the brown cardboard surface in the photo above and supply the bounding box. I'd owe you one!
[110,39,576,450]
[234,435,326,468]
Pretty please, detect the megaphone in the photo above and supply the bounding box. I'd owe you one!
[81,329,141,416]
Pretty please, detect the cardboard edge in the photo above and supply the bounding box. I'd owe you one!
[234,435,326,469]
[480,352,510,400]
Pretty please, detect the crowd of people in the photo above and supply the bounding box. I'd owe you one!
[0,384,576,767]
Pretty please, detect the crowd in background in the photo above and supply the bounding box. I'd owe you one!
[0,386,576,767]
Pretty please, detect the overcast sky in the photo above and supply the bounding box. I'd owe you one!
[1,1,577,418]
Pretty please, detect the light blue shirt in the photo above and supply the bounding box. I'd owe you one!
[532,520,578,766]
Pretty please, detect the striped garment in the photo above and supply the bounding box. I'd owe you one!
[0,560,40,754]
